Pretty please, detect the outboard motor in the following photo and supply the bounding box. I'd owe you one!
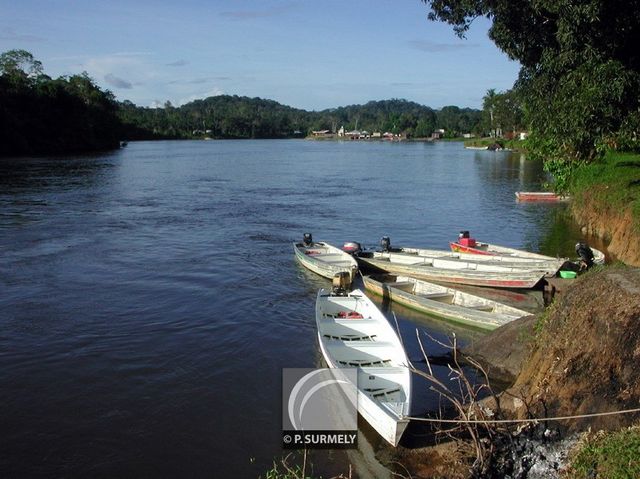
[575,242,595,270]
[342,242,361,255]
[303,233,313,246]
[457,230,476,247]
[380,236,391,252]
[332,272,351,296]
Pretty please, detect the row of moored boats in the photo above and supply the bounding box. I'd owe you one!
[294,231,604,447]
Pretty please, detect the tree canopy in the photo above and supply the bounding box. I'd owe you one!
[423,0,640,162]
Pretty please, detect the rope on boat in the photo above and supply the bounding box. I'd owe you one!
[406,407,640,424]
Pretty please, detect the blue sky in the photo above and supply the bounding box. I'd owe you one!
[0,0,520,110]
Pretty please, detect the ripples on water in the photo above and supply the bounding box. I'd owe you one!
[0,140,582,477]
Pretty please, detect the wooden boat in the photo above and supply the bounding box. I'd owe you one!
[357,253,545,289]
[362,274,529,330]
[450,233,604,266]
[450,232,562,260]
[294,235,358,282]
[390,246,565,275]
[316,288,411,446]
[515,191,570,202]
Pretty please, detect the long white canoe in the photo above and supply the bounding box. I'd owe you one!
[357,254,545,289]
[362,274,529,330]
[316,288,411,447]
[294,241,358,282]
[450,240,605,266]
[387,247,565,275]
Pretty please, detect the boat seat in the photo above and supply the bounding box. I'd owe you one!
[467,305,494,311]
[337,358,392,367]
[391,281,414,288]
[366,387,401,398]
[323,334,377,342]
[420,292,453,300]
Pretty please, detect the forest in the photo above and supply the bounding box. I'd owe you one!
[119,96,484,140]
[1,49,490,156]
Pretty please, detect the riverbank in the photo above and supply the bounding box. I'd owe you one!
[569,151,640,265]
[393,265,640,478]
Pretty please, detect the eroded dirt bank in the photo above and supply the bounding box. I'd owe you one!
[571,194,640,266]
[396,267,640,478]
[507,266,640,431]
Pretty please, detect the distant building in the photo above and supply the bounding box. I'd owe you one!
[463,133,475,139]
[372,131,382,138]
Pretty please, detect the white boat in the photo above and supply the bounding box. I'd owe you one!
[451,234,604,266]
[315,288,411,446]
[387,246,565,275]
[362,274,529,330]
[357,253,545,289]
[294,235,358,282]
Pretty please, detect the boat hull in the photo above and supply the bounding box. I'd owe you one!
[363,275,528,330]
[515,191,570,202]
[449,241,605,266]
[315,289,411,446]
[358,256,544,289]
[294,242,358,281]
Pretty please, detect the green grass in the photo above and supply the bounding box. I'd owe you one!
[569,151,640,229]
[567,426,640,479]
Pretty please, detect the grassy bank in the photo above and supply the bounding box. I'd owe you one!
[570,151,640,229]
[565,425,640,478]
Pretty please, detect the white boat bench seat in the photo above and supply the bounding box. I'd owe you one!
[323,333,377,342]
[390,281,414,288]
[467,304,494,311]
[337,358,393,367]
[420,292,454,300]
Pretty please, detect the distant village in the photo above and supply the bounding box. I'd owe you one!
[309,126,476,141]
[309,126,528,142]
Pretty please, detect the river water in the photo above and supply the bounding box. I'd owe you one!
[0,140,584,477]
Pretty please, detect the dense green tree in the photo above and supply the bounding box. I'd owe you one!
[422,0,640,161]
[0,51,123,156]
[0,49,43,83]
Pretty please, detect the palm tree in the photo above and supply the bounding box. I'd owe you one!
[483,89,497,137]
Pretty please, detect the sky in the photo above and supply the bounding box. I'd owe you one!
[0,0,521,111]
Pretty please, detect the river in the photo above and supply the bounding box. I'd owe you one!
[0,140,583,477]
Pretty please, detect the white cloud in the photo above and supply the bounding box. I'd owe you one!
[177,87,225,106]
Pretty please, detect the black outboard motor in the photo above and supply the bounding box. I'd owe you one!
[380,236,391,252]
[332,272,351,296]
[303,233,313,246]
[459,230,470,239]
[575,242,595,270]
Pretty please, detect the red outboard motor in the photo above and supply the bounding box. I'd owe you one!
[342,242,361,254]
[458,230,476,247]
[575,242,594,270]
